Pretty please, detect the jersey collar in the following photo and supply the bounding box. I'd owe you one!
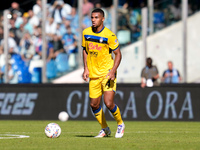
[93,26,105,33]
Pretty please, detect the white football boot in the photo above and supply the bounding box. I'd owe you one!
[94,127,111,138]
[115,122,125,138]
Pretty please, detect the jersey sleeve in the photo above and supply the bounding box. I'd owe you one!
[108,34,119,51]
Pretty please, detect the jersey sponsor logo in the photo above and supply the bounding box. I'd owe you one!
[89,51,98,57]
[89,43,102,50]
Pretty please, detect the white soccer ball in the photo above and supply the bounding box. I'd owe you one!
[45,123,61,138]
[58,111,69,122]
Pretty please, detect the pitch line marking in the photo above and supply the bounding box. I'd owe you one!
[0,134,30,139]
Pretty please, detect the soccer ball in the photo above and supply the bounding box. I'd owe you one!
[58,111,69,122]
[45,123,61,138]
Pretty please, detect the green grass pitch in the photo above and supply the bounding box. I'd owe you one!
[0,120,199,150]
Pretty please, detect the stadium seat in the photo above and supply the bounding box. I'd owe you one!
[117,30,131,45]
[55,53,69,72]
[46,60,57,79]
[10,54,22,63]
[10,54,25,72]
[31,67,42,83]
[17,66,32,83]
[154,12,165,24]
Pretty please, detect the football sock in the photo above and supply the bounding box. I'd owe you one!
[93,105,108,129]
[110,104,123,125]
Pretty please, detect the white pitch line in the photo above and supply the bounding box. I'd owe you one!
[0,134,30,139]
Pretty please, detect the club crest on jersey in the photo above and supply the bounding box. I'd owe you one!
[99,37,103,43]
[89,43,102,50]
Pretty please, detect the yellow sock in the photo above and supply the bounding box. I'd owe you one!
[110,105,123,125]
[93,105,108,129]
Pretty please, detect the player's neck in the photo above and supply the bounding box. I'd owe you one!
[92,25,104,33]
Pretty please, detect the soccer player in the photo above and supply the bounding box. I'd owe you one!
[82,8,125,138]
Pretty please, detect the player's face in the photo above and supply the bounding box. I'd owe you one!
[91,12,104,28]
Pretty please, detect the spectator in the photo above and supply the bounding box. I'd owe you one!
[9,2,24,17]
[21,13,33,35]
[9,30,20,47]
[62,25,77,68]
[162,61,182,83]
[0,26,4,44]
[0,46,5,70]
[28,10,40,31]
[1,35,19,56]
[45,17,57,41]
[66,7,79,35]
[19,32,35,62]
[82,0,94,16]
[50,0,72,24]
[32,26,42,59]
[32,26,54,61]
[82,13,92,29]
[9,18,18,36]
[55,23,64,39]
[57,19,69,38]
[33,0,42,20]
[7,63,16,84]
[62,25,77,54]
[141,57,160,88]
[11,10,23,28]
[16,23,27,40]
[0,46,5,83]
[52,34,64,59]
[167,1,181,22]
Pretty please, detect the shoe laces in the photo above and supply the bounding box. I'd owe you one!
[98,129,105,135]
[117,125,123,133]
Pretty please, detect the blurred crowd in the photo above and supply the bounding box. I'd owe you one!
[0,0,199,83]
[0,0,146,83]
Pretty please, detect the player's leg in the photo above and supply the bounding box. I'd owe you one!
[103,78,125,138]
[104,91,123,125]
[89,78,110,138]
[104,91,125,138]
[90,97,108,129]
[90,97,111,138]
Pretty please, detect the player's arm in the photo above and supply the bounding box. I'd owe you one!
[152,66,159,81]
[82,48,89,82]
[141,69,146,88]
[107,47,122,80]
[82,31,89,82]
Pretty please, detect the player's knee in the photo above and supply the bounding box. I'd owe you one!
[90,102,99,110]
[105,102,114,110]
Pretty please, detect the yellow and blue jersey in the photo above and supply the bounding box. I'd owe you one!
[82,26,119,78]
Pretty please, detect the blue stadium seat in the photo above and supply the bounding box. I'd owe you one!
[17,66,31,83]
[55,53,69,72]
[10,54,25,72]
[154,12,165,24]
[1,65,5,73]
[46,60,57,79]
[12,61,25,72]
[11,54,22,62]
[31,67,42,83]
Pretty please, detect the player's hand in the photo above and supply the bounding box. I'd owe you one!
[82,69,89,82]
[106,70,115,81]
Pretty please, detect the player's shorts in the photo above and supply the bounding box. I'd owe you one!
[89,76,117,99]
